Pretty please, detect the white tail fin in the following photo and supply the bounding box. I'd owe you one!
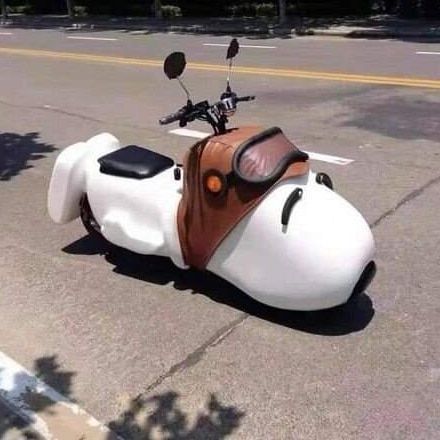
[48,133,120,223]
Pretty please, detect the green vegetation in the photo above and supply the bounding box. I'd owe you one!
[1,1,439,19]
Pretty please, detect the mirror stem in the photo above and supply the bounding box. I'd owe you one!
[226,58,233,92]
[177,77,191,101]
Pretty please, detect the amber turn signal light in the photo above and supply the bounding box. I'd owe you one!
[206,175,223,193]
[203,170,226,196]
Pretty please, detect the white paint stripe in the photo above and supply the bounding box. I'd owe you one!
[169,128,354,165]
[0,351,119,439]
[297,36,349,42]
[203,43,277,49]
[303,151,354,165]
[0,32,13,35]
[416,51,440,55]
[67,36,118,41]
[170,128,210,139]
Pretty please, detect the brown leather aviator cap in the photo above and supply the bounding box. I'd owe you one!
[177,126,310,269]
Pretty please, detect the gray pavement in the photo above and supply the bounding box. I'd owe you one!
[0,30,439,439]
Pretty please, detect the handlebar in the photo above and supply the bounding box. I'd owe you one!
[159,94,255,128]
[159,107,188,125]
[235,95,255,103]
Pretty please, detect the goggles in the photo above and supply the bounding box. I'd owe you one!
[232,127,309,184]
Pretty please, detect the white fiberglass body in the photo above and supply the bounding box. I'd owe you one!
[48,133,375,311]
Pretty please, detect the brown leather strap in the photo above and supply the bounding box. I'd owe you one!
[177,127,309,269]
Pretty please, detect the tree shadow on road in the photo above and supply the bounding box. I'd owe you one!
[32,356,75,399]
[0,355,75,439]
[109,391,245,440]
[0,132,56,181]
[64,235,375,336]
[1,354,244,439]
[0,399,41,439]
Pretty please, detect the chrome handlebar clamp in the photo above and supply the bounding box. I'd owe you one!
[220,96,237,117]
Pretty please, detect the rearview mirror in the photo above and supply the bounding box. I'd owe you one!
[164,52,186,79]
[226,39,239,60]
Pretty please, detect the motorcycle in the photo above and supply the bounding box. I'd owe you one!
[48,39,376,311]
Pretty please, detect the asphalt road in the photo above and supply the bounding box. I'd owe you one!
[0,29,439,439]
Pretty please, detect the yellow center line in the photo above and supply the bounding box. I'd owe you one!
[1,46,439,89]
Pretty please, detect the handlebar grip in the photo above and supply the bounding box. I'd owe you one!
[159,108,186,125]
[236,95,255,103]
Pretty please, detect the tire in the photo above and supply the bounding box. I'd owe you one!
[79,194,102,240]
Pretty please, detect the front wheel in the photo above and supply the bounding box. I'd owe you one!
[80,194,102,239]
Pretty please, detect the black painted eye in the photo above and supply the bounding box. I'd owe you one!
[316,172,334,190]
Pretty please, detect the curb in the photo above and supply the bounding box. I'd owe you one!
[309,29,440,38]
[1,20,278,35]
[1,19,440,39]
[0,397,44,440]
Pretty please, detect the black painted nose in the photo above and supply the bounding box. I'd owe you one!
[350,261,377,301]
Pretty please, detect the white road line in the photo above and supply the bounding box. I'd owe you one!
[416,51,440,55]
[170,128,211,139]
[169,128,354,165]
[203,43,277,49]
[303,151,354,165]
[0,32,13,35]
[297,36,349,42]
[67,36,118,41]
[0,351,119,439]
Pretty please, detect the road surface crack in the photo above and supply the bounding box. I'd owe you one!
[370,173,440,228]
[142,313,248,395]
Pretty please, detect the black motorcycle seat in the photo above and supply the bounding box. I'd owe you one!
[98,145,174,179]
